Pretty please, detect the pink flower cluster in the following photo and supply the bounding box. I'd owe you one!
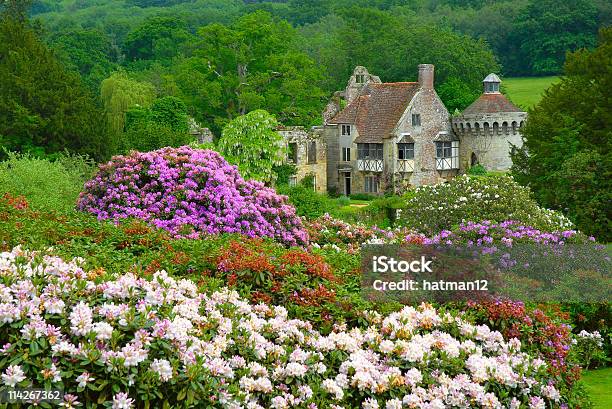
[77,146,308,246]
[0,247,565,408]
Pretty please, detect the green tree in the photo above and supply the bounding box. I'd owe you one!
[0,7,110,160]
[100,72,156,136]
[437,77,480,113]
[120,95,192,153]
[149,96,189,132]
[51,28,118,92]
[193,11,326,131]
[218,109,285,183]
[299,8,499,97]
[511,28,611,241]
[510,0,599,75]
[123,16,192,62]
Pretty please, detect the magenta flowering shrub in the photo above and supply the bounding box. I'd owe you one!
[77,147,308,246]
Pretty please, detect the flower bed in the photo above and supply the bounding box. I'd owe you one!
[399,175,574,234]
[0,248,567,408]
[305,214,423,253]
[77,147,308,246]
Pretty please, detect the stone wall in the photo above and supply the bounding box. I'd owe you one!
[278,126,328,193]
[390,83,455,189]
[452,111,527,171]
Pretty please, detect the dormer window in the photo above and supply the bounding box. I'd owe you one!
[356,74,366,84]
[341,124,351,136]
[485,82,499,93]
[483,73,501,94]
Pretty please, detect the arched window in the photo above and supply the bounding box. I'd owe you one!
[511,121,517,132]
[483,122,490,135]
[471,153,478,167]
[493,122,499,134]
[502,121,508,133]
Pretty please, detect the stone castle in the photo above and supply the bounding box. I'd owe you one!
[278,65,526,195]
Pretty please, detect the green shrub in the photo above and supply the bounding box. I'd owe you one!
[336,195,351,206]
[272,163,297,185]
[349,193,375,201]
[467,164,488,175]
[399,174,575,234]
[278,185,332,219]
[0,152,94,212]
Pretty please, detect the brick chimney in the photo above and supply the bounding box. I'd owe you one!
[418,64,434,89]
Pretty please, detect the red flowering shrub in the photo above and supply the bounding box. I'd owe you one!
[466,300,580,380]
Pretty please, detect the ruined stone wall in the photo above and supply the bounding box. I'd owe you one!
[322,125,340,194]
[278,127,328,193]
[452,112,526,171]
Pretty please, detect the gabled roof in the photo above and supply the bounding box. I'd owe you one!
[329,82,420,143]
[462,93,524,115]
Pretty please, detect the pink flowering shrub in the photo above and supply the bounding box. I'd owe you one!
[77,147,308,246]
[306,214,424,253]
[0,248,572,408]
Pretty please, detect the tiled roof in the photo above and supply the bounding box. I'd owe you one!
[329,82,420,143]
[462,93,523,115]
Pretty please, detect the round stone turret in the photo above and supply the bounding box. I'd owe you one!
[451,73,527,171]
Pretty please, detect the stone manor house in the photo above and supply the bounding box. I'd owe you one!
[278,64,526,195]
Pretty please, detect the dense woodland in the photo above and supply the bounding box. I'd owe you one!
[0,0,610,239]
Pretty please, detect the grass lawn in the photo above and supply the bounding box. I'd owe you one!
[503,76,560,109]
[581,367,612,408]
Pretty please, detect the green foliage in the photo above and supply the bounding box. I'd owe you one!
[399,174,575,234]
[467,164,488,175]
[510,0,599,75]
[299,8,499,96]
[511,28,612,241]
[0,12,110,160]
[120,96,192,153]
[50,28,119,92]
[437,77,480,113]
[148,96,189,132]
[191,11,327,130]
[120,121,193,154]
[272,163,297,185]
[218,109,285,183]
[349,193,376,201]
[278,185,332,219]
[100,71,157,137]
[123,16,193,62]
[0,152,94,212]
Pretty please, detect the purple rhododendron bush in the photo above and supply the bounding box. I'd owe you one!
[77,147,308,247]
[0,248,566,409]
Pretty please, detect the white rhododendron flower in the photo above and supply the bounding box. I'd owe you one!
[0,248,569,408]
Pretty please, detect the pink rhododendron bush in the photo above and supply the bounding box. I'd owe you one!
[77,146,308,246]
[0,248,567,408]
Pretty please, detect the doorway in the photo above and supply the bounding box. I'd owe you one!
[343,172,351,196]
[471,152,479,167]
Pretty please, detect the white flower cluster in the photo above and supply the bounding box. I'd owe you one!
[576,330,605,347]
[0,247,562,408]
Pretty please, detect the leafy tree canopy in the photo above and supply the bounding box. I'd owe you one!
[510,0,599,75]
[0,8,110,160]
[100,72,157,136]
[218,109,286,183]
[124,16,193,62]
[51,28,119,92]
[511,28,611,241]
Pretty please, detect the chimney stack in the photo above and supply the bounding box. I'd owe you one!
[418,64,434,89]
